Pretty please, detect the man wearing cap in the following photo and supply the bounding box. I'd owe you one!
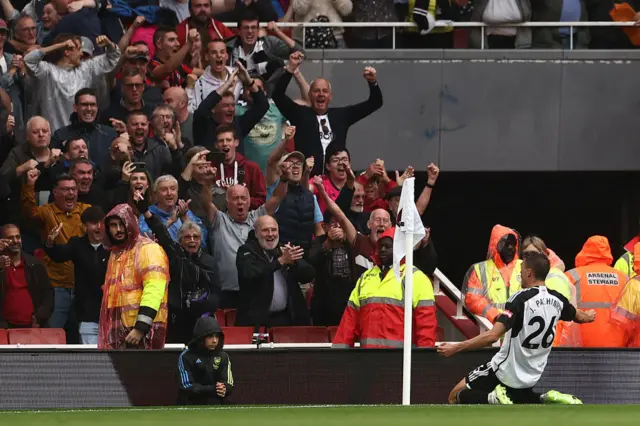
[269,150,324,254]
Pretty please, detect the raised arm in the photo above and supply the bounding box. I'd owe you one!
[341,66,383,126]
[24,40,76,78]
[416,163,439,216]
[271,52,308,120]
[312,174,357,245]
[151,30,195,81]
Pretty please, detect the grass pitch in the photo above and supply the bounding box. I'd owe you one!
[0,405,638,426]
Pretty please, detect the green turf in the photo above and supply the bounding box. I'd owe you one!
[1,405,640,426]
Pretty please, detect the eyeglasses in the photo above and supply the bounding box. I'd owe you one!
[330,157,349,164]
[289,161,303,167]
[181,234,201,242]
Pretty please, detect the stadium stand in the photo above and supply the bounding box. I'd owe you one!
[0,329,7,345]
[221,327,255,344]
[7,328,66,345]
[271,326,330,343]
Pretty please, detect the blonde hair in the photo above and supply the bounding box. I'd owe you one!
[521,235,548,256]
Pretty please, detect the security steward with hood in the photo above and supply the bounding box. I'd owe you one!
[236,215,314,338]
[135,191,220,344]
[177,316,234,405]
[462,224,520,323]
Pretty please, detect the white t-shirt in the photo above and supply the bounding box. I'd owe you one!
[483,0,523,36]
[317,114,334,154]
[491,286,576,389]
[0,56,7,75]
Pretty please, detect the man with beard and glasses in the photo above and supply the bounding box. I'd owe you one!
[462,225,521,324]
[51,88,118,169]
[138,175,207,248]
[99,203,169,350]
[187,39,242,113]
[44,206,108,344]
[193,60,268,149]
[273,51,382,177]
[236,215,313,339]
[202,173,288,309]
[125,110,182,180]
[21,171,91,341]
[0,224,53,329]
[135,191,220,344]
[332,227,437,349]
[150,104,191,153]
[25,34,120,131]
[176,0,234,46]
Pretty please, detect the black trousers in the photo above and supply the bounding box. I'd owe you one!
[461,362,541,404]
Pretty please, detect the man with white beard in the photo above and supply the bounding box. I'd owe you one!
[235,215,314,341]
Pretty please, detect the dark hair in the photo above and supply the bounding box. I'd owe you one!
[188,0,211,12]
[122,68,144,81]
[324,147,351,165]
[215,124,237,139]
[155,9,179,28]
[63,137,87,153]
[74,88,97,105]
[81,206,105,224]
[69,158,93,174]
[153,27,177,48]
[237,9,260,27]
[1,223,20,237]
[54,173,76,188]
[185,146,207,164]
[126,109,149,123]
[522,251,550,282]
[47,33,80,64]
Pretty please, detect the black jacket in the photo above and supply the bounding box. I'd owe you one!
[192,89,269,150]
[0,252,54,327]
[177,316,233,405]
[44,236,108,323]
[235,232,314,329]
[50,113,119,168]
[272,71,383,176]
[274,183,315,253]
[130,137,183,181]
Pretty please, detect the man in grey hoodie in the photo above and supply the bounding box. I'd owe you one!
[24,33,120,132]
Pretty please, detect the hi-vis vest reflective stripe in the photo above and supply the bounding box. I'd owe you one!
[471,260,510,316]
[407,0,453,34]
[566,269,621,310]
[614,252,636,278]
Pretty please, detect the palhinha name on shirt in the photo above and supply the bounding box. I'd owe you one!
[535,298,561,310]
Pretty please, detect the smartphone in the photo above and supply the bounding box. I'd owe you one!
[206,151,226,166]
[132,162,146,170]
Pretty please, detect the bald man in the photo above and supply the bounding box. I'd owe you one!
[202,180,289,309]
[272,51,383,176]
[164,87,193,145]
[236,214,313,332]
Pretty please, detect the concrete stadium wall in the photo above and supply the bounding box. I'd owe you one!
[0,348,638,408]
[288,50,640,171]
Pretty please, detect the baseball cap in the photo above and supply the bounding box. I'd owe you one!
[0,19,8,33]
[278,151,305,166]
[81,37,94,57]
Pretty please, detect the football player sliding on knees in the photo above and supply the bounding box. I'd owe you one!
[438,251,596,405]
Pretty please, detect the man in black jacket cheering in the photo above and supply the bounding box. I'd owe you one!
[236,215,314,340]
[272,51,383,176]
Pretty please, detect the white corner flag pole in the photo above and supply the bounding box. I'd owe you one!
[402,233,414,406]
[394,177,424,406]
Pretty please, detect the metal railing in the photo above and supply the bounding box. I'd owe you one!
[226,21,638,50]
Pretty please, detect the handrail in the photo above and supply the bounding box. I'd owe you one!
[225,20,637,50]
[433,267,495,333]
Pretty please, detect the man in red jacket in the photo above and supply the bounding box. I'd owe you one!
[332,227,437,348]
[214,125,266,210]
[176,0,235,46]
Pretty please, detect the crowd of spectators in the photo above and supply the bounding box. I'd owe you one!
[0,0,639,350]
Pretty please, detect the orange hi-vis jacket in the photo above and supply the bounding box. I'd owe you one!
[332,228,437,348]
[462,225,519,323]
[564,236,628,348]
[609,243,640,347]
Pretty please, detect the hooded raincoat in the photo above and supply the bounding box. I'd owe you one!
[610,242,640,347]
[564,236,628,347]
[332,227,437,349]
[98,204,169,350]
[177,316,234,405]
[462,224,520,323]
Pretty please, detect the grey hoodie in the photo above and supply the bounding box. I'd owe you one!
[186,66,242,113]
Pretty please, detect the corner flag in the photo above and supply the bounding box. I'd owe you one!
[393,177,426,282]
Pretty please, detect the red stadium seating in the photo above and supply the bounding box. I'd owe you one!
[0,329,8,345]
[221,327,254,344]
[328,326,338,343]
[7,328,65,345]
[271,326,329,343]
[224,309,237,327]
[215,310,226,326]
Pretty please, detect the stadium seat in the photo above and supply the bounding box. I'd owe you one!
[221,327,254,344]
[328,326,338,343]
[215,310,226,326]
[0,329,8,345]
[7,328,66,345]
[271,326,329,343]
[224,309,237,326]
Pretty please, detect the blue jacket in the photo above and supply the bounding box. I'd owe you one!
[139,204,208,249]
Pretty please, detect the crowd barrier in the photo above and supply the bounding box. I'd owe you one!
[0,347,638,409]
